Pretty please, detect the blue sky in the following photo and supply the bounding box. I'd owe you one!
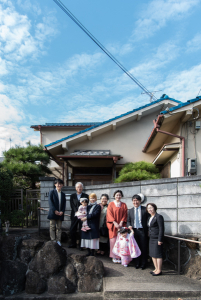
[0,0,201,155]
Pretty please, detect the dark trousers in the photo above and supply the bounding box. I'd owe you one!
[70,217,82,246]
[134,228,148,266]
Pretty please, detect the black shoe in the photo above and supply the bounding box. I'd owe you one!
[86,249,91,256]
[140,265,146,270]
[79,247,83,251]
[135,265,140,269]
[150,271,154,274]
[152,271,162,276]
[68,244,76,248]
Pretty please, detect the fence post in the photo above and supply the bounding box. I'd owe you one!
[178,240,181,275]
[38,208,40,236]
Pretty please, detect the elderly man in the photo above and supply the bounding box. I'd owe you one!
[127,194,149,269]
[68,182,89,249]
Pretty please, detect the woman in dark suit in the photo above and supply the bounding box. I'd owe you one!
[81,193,101,256]
[146,203,164,276]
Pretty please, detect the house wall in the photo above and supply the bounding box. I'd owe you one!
[41,127,88,146]
[40,175,201,237]
[63,111,160,166]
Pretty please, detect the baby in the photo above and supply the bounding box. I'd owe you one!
[112,227,141,267]
[75,198,91,231]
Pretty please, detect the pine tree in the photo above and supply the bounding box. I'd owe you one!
[2,142,52,189]
[115,161,160,183]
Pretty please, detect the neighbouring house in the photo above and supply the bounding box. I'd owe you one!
[31,95,184,185]
[143,96,201,178]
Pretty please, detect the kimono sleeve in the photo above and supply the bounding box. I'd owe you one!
[106,203,115,231]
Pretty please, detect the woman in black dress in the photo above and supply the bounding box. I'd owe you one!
[147,203,164,276]
[81,193,101,256]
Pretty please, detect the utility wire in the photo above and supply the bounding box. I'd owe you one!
[53,0,157,100]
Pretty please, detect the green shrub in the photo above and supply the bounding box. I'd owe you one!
[9,210,26,227]
[115,161,160,183]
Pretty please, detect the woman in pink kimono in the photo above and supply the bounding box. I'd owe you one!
[112,227,141,267]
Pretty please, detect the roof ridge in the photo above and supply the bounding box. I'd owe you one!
[160,96,201,115]
[45,98,181,148]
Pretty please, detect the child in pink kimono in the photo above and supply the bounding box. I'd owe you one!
[75,198,91,232]
[112,227,141,267]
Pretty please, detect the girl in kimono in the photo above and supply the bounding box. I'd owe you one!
[112,227,141,267]
[75,198,91,231]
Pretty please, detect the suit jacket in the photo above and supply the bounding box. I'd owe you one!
[70,192,89,221]
[81,204,101,239]
[148,213,164,242]
[47,189,66,221]
[127,205,149,232]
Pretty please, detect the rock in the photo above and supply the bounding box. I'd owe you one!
[185,237,198,250]
[25,270,46,294]
[48,274,76,294]
[0,236,17,261]
[0,260,27,296]
[19,239,44,264]
[68,254,104,293]
[65,263,77,287]
[184,249,201,280]
[29,241,67,279]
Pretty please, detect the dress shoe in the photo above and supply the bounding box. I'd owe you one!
[68,244,76,248]
[135,265,140,269]
[150,271,154,274]
[140,265,146,270]
[152,271,162,276]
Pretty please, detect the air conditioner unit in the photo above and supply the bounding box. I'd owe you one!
[188,159,197,175]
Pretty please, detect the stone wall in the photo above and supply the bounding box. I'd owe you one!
[39,175,201,236]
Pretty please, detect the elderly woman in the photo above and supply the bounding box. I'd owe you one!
[146,203,164,276]
[81,193,101,256]
[106,190,127,263]
[97,194,109,256]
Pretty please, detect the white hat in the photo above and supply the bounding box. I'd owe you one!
[80,198,88,203]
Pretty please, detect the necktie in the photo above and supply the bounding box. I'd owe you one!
[135,207,140,228]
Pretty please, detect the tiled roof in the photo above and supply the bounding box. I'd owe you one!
[45,97,181,148]
[160,96,201,115]
[31,122,101,128]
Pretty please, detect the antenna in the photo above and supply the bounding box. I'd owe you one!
[53,0,157,101]
[197,89,201,97]
[141,90,162,102]
[9,137,12,149]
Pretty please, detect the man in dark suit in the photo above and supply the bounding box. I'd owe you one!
[47,179,66,246]
[127,194,149,269]
[68,182,89,249]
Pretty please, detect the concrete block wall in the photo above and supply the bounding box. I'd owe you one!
[40,175,201,236]
[85,175,201,236]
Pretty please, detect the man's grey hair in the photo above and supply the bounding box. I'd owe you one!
[75,182,84,188]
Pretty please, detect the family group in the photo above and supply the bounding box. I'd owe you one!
[48,179,164,276]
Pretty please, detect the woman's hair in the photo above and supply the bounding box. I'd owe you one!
[119,227,129,234]
[146,203,157,212]
[100,193,109,200]
[132,194,141,201]
[89,193,97,200]
[113,190,124,197]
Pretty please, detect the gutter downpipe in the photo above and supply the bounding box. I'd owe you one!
[156,128,185,177]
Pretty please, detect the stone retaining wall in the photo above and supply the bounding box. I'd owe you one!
[39,175,201,236]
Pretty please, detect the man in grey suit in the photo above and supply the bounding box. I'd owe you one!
[127,194,149,269]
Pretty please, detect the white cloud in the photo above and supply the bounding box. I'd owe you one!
[0,124,39,156]
[0,94,23,123]
[0,1,58,63]
[156,64,201,101]
[186,33,201,52]
[133,0,199,40]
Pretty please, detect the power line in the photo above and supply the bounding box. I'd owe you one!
[53,0,157,100]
